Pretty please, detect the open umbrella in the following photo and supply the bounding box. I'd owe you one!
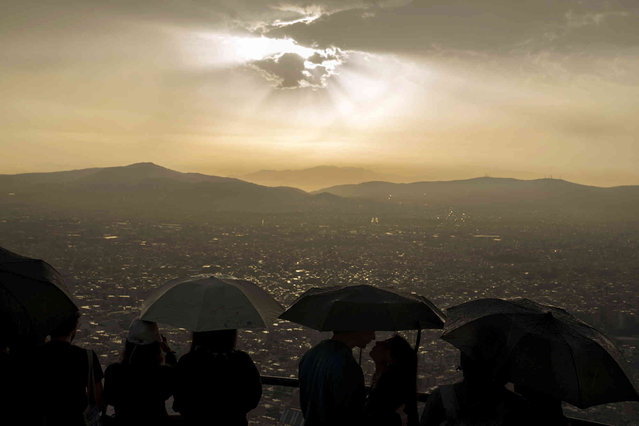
[140,276,283,331]
[279,285,445,331]
[0,246,78,344]
[442,298,639,408]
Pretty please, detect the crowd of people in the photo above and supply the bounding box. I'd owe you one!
[0,308,575,426]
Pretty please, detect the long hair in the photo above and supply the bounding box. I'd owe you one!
[121,340,163,366]
[388,334,418,426]
[190,329,237,353]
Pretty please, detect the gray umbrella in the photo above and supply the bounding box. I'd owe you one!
[140,275,283,331]
[0,246,78,344]
[442,298,639,408]
[279,285,445,331]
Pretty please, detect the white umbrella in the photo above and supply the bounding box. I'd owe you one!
[140,276,283,331]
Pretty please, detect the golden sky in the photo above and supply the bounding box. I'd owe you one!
[2,0,638,186]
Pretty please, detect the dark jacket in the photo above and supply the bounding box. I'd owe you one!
[299,339,366,426]
[366,365,418,426]
[103,355,177,426]
[32,341,103,426]
[174,349,262,426]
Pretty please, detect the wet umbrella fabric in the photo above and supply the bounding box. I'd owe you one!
[279,285,445,331]
[442,298,639,408]
[140,276,283,331]
[0,246,78,344]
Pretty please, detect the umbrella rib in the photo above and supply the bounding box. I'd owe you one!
[565,330,583,407]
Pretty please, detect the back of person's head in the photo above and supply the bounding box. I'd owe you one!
[122,340,163,366]
[191,329,237,353]
[122,319,163,366]
[49,311,80,339]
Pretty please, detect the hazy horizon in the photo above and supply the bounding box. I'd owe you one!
[2,161,638,189]
[2,1,639,187]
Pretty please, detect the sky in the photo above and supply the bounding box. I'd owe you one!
[1,0,638,186]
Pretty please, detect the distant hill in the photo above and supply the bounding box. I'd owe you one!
[0,163,359,219]
[2,165,638,222]
[315,177,639,220]
[242,166,388,191]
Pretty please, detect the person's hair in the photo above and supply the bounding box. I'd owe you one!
[388,334,417,371]
[49,311,80,338]
[387,334,418,419]
[121,340,163,366]
[191,329,237,353]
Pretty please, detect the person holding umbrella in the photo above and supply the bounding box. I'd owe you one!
[31,310,105,426]
[298,329,376,426]
[366,334,419,426]
[280,285,445,426]
[173,328,262,426]
[139,275,284,426]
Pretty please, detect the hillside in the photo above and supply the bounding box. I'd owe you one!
[242,166,387,191]
[315,177,639,220]
[0,163,356,219]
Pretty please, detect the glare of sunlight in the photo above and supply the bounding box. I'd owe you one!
[184,32,317,67]
[325,53,431,127]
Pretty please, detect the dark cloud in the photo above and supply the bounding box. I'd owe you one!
[265,0,639,55]
[251,53,307,88]
[250,51,344,89]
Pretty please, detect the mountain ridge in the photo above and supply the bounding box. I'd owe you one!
[2,163,638,221]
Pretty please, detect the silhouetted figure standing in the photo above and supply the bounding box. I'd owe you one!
[420,353,523,426]
[366,334,419,426]
[173,329,262,426]
[103,319,177,426]
[32,311,104,426]
[298,330,375,426]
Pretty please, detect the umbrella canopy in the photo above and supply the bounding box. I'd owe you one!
[0,246,78,344]
[140,276,284,331]
[279,285,445,331]
[442,298,639,408]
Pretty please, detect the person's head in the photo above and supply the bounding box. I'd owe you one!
[122,319,163,365]
[191,329,237,353]
[332,330,376,349]
[49,311,80,341]
[371,334,417,373]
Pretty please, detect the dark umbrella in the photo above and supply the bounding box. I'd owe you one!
[279,285,445,332]
[0,246,78,345]
[442,298,639,408]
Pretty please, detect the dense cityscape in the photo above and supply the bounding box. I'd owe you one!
[2,211,638,424]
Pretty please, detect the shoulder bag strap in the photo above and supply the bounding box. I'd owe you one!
[86,349,96,404]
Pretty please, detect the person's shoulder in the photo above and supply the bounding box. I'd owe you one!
[313,339,350,355]
[104,362,123,376]
[231,349,253,360]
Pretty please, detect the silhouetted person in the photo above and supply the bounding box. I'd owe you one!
[103,319,177,426]
[298,330,375,426]
[420,352,524,426]
[366,334,418,426]
[173,329,261,426]
[32,311,104,426]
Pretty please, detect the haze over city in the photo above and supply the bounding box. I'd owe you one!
[2,0,639,186]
